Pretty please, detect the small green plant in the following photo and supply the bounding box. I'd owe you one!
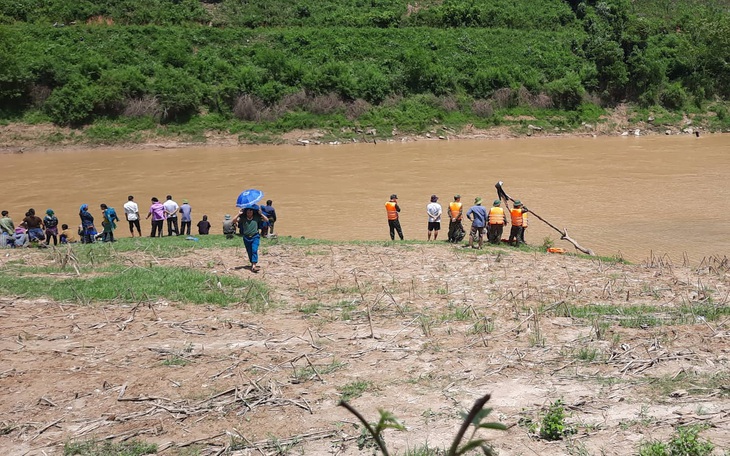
[162,355,189,366]
[339,380,371,401]
[340,393,506,456]
[669,426,714,456]
[576,347,599,362]
[64,439,157,455]
[541,237,555,249]
[638,441,669,456]
[539,399,566,441]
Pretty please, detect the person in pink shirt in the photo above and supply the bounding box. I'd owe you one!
[145,197,166,237]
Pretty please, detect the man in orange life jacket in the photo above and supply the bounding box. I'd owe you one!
[447,194,464,243]
[487,199,507,245]
[385,194,404,240]
[508,200,529,246]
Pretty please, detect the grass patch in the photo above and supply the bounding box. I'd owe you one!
[339,380,372,401]
[646,371,730,398]
[0,264,269,307]
[553,302,730,328]
[64,439,156,456]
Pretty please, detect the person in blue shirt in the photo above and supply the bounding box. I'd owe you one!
[260,200,277,237]
[466,197,487,249]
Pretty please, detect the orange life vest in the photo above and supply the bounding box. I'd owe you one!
[511,208,525,227]
[449,202,462,219]
[385,201,398,220]
[488,206,505,225]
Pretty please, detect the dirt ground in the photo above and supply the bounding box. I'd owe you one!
[1,243,729,456]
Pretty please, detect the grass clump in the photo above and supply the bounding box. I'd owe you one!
[64,439,156,456]
[339,380,372,401]
[639,425,714,456]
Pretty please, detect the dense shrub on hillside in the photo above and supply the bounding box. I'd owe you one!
[1,0,729,126]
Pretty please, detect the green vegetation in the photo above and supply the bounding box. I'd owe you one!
[1,1,729,141]
[342,393,506,456]
[639,425,714,456]
[339,380,372,401]
[540,399,567,441]
[64,439,156,456]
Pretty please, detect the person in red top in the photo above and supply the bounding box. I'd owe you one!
[385,194,404,240]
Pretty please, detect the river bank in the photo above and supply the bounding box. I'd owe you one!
[0,237,728,455]
[0,104,721,153]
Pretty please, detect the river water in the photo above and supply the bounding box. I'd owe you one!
[2,135,728,263]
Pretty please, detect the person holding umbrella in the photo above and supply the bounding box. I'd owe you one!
[233,205,268,273]
[234,189,268,272]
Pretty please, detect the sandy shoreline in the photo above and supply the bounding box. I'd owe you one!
[0,106,712,154]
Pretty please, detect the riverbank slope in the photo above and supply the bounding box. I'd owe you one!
[0,238,728,455]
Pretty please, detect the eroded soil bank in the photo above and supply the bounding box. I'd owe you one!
[0,243,729,455]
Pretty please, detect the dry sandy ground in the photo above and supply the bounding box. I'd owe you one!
[1,243,729,456]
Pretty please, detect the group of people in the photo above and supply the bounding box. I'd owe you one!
[386,194,528,249]
[0,196,278,251]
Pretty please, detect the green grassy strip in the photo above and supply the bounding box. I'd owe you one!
[0,265,268,306]
[559,302,730,327]
[64,438,156,456]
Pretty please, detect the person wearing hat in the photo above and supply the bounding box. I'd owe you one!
[179,199,192,236]
[508,200,529,246]
[222,214,236,239]
[447,194,464,243]
[487,199,507,245]
[426,194,442,241]
[385,194,404,240]
[466,197,487,249]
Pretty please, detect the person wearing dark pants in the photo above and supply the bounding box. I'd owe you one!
[179,199,192,235]
[487,199,507,244]
[163,195,179,236]
[146,197,165,237]
[508,200,529,246]
[385,194,404,240]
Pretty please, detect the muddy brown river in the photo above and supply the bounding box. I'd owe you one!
[2,135,728,263]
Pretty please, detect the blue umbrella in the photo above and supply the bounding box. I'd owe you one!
[236,189,264,208]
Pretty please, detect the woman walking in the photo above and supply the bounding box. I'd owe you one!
[233,206,268,272]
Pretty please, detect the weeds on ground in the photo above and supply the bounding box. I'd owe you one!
[638,425,714,456]
[64,439,156,455]
[539,399,567,441]
[339,380,371,401]
[341,393,506,456]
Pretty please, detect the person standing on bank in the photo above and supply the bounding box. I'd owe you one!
[124,195,142,237]
[100,203,119,242]
[508,200,529,246]
[385,194,404,240]
[447,194,463,243]
[233,205,268,273]
[146,197,165,237]
[43,209,59,246]
[487,199,507,244]
[426,194,442,241]
[260,200,277,237]
[79,204,95,244]
[179,199,192,235]
[163,195,179,236]
[466,197,487,249]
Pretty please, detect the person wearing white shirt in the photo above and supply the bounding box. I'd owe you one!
[426,194,442,241]
[123,195,142,237]
[163,195,180,236]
